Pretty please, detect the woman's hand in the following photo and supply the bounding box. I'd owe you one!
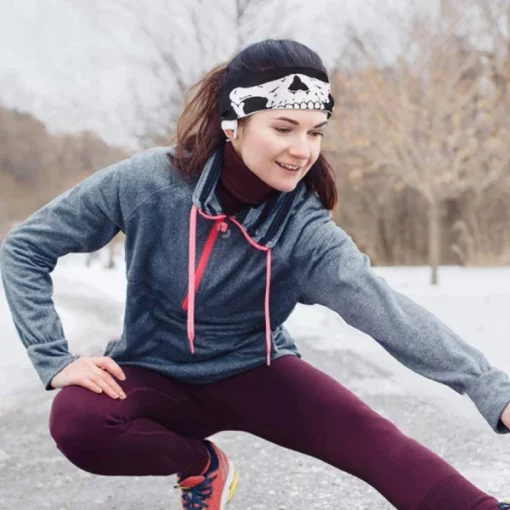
[501,401,510,429]
[50,356,127,400]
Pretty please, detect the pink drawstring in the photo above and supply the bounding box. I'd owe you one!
[187,205,198,354]
[264,249,272,366]
[186,206,273,366]
[229,216,273,367]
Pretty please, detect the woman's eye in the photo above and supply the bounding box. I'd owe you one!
[274,127,324,137]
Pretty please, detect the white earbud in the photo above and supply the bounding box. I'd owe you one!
[221,119,238,141]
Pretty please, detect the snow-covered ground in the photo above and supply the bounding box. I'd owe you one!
[1,253,510,424]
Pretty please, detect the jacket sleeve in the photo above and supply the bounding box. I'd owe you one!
[0,157,132,390]
[292,206,510,434]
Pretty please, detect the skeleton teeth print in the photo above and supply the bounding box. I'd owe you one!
[229,74,331,118]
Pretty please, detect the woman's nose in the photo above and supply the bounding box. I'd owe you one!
[288,135,311,160]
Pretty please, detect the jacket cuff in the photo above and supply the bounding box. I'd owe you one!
[26,339,79,390]
[466,368,510,434]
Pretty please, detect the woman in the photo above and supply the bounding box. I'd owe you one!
[1,39,510,510]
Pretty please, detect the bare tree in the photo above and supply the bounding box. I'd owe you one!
[330,2,510,284]
[70,0,303,149]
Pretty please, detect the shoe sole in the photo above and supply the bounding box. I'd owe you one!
[220,460,238,509]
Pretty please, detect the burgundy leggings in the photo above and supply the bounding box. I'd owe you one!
[49,355,498,510]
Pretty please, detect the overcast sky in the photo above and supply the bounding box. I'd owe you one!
[0,0,436,151]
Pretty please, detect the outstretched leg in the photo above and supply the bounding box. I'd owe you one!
[199,355,499,510]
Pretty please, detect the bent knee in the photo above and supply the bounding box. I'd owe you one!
[49,386,112,471]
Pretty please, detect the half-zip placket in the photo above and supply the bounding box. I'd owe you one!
[183,205,273,366]
[181,218,228,312]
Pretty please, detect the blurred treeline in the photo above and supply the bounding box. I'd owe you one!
[325,0,510,274]
[2,0,510,275]
[0,105,128,240]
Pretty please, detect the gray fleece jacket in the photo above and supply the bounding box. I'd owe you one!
[1,145,510,433]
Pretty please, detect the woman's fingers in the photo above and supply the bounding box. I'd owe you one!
[91,356,127,399]
[80,377,105,395]
[50,356,128,399]
[88,368,127,399]
[93,356,127,382]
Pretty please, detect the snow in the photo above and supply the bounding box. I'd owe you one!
[1,253,510,421]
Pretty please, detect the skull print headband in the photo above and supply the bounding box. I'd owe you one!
[219,66,335,139]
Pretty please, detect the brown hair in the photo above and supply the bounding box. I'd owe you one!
[168,39,338,211]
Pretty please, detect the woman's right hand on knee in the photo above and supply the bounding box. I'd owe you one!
[50,356,127,399]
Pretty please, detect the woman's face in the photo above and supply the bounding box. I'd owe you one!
[229,109,329,193]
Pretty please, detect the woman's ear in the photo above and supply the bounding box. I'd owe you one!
[223,129,235,142]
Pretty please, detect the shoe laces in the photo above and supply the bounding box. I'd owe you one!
[176,473,218,510]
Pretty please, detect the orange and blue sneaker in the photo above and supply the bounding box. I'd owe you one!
[499,501,510,509]
[175,439,239,509]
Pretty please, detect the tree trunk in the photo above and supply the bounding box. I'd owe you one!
[428,199,441,285]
